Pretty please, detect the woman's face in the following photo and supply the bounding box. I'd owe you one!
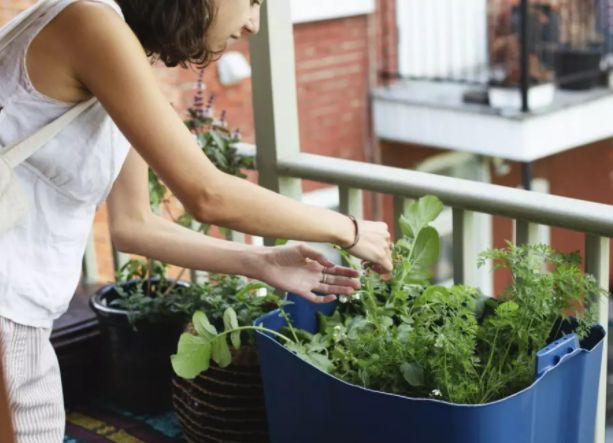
[207,0,263,51]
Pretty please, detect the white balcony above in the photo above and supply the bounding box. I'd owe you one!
[290,0,375,24]
[373,80,613,163]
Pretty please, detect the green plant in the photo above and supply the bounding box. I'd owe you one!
[274,196,607,404]
[110,259,193,326]
[473,242,604,401]
[112,259,278,331]
[171,308,289,379]
[169,195,606,399]
[182,276,280,348]
[149,68,254,230]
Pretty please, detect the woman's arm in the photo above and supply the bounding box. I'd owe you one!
[107,149,361,303]
[38,2,391,271]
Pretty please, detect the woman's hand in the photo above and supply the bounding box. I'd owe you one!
[344,220,393,274]
[256,244,361,304]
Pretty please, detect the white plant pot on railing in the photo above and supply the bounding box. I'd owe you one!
[488,83,556,111]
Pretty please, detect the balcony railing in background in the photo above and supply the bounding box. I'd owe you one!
[396,0,489,83]
[389,0,613,112]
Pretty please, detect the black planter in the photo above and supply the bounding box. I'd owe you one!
[51,284,104,407]
[172,347,269,443]
[90,279,190,413]
[554,48,602,90]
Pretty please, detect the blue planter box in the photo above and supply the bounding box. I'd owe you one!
[255,294,606,443]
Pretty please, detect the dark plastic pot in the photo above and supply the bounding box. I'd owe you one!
[255,294,605,443]
[90,278,190,413]
[172,347,269,443]
[554,48,602,90]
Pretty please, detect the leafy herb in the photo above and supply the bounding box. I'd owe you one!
[183,276,280,348]
[112,259,278,334]
[172,308,291,379]
[149,74,254,215]
[110,259,192,326]
[277,195,606,404]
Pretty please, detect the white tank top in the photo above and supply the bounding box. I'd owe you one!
[0,0,130,327]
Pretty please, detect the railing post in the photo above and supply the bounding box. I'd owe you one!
[453,208,478,286]
[393,196,407,241]
[585,234,610,443]
[82,231,99,284]
[515,219,540,245]
[250,0,302,212]
[339,187,364,219]
[112,247,128,276]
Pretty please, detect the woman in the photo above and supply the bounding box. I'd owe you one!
[0,0,392,441]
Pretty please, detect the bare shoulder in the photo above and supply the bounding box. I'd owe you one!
[53,1,126,29]
[51,1,143,58]
[28,0,146,102]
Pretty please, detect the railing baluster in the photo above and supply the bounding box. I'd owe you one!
[339,186,363,219]
[453,208,477,286]
[112,246,129,275]
[189,220,208,283]
[393,195,407,240]
[515,219,540,245]
[250,0,302,243]
[585,234,610,443]
[82,231,98,284]
[231,230,246,244]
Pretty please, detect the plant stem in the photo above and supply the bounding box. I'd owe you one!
[278,306,300,343]
[161,267,188,298]
[443,351,450,400]
[479,329,499,397]
[216,325,294,344]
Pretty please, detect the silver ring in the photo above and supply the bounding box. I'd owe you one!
[320,269,328,284]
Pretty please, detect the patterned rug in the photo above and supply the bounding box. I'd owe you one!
[64,401,185,443]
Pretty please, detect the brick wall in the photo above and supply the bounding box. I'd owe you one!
[375,0,399,85]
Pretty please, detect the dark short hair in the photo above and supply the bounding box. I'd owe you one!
[114,0,221,67]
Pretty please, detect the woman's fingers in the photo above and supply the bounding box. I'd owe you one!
[362,260,393,274]
[320,272,361,289]
[315,283,355,295]
[323,265,360,279]
[266,243,366,305]
[298,291,337,304]
[346,220,393,274]
[298,244,335,268]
